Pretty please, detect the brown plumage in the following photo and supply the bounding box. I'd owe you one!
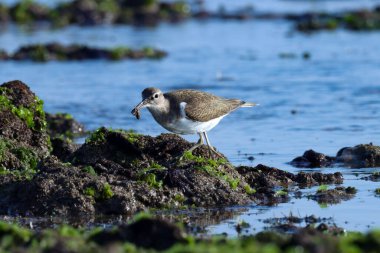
[165,89,246,122]
[132,87,257,157]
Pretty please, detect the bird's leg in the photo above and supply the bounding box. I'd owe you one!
[203,132,224,159]
[186,132,204,154]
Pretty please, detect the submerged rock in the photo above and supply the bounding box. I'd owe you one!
[336,144,380,168]
[308,186,357,204]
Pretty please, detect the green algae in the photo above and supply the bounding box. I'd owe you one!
[0,137,38,176]
[85,128,107,145]
[274,189,288,197]
[109,46,131,60]
[84,183,114,200]
[138,162,166,189]
[81,165,97,176]
[85,127,140,145]
[0,219,379,253]
[0,87,47,131]
[182,151,240,190]
[317,184,329,192]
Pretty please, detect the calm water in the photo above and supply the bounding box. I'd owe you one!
[0,0,380,234]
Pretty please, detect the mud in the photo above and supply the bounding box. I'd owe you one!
[308,186,357,205]
[0,43,167,62]
[291,143,380,168]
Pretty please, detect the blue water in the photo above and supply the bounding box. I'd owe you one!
[1,0,380,234]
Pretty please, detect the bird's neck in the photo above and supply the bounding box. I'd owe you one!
[147,99,171,121]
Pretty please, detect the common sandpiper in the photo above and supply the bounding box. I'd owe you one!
[131,87,258,157]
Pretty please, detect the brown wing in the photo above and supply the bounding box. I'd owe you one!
[166,90,244,122]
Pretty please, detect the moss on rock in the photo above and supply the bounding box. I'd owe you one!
[0,80,50,173]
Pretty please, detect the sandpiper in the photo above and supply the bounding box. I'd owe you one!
[131,87,257,156]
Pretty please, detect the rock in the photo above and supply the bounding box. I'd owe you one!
[50,138,79,162]
[309,186,357,204]
[236,164,342,205]
[0,82,349,216]
[290,149,335,168]
[336,144,380,168]
[9,1,51,23]
[295,171,343,186]
[91,217,185,250]
[46,113,85,139]
[6,43,167,62]
[361,172,380,182]
[0,80,50,172]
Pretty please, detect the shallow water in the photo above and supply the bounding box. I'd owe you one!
[1,0,380,234]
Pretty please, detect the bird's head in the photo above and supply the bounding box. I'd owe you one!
[131,87,164,119]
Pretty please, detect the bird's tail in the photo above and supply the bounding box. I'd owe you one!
[241,102,259,107]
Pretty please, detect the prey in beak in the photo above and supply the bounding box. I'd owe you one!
[131,99,149,120]
[131,87,163,120]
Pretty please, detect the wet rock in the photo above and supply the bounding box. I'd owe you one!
[0,80,50,172]
[308,186,357,204]
[2,0,190,27]
[294,7,380,32]
[46,113,85,139]
[336,144,380,168]
[9,1,51,23]
[295,171,343,186]
[0,82,348,216]
[71,127,251,208]
[290,149,335,168]
[237,164,342,188]
[361,172,380,182]
[263,214,339,234]
[50,138,79,162]
[6,43,167,62]
[91,217,185,250]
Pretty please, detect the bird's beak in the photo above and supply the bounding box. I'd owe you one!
[131,99,149,119]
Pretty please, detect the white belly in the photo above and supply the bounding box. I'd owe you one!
[161,116,225,135]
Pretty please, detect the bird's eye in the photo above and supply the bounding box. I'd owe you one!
[154,94,159,98]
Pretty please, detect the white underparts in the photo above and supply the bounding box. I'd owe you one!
[148,101,226,135]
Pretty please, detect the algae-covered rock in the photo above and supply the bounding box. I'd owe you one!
[5,43,167,62]
[309,186,357,204]
[336,144,380,168]
[9,0,51,24]
[0,80,50,172]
